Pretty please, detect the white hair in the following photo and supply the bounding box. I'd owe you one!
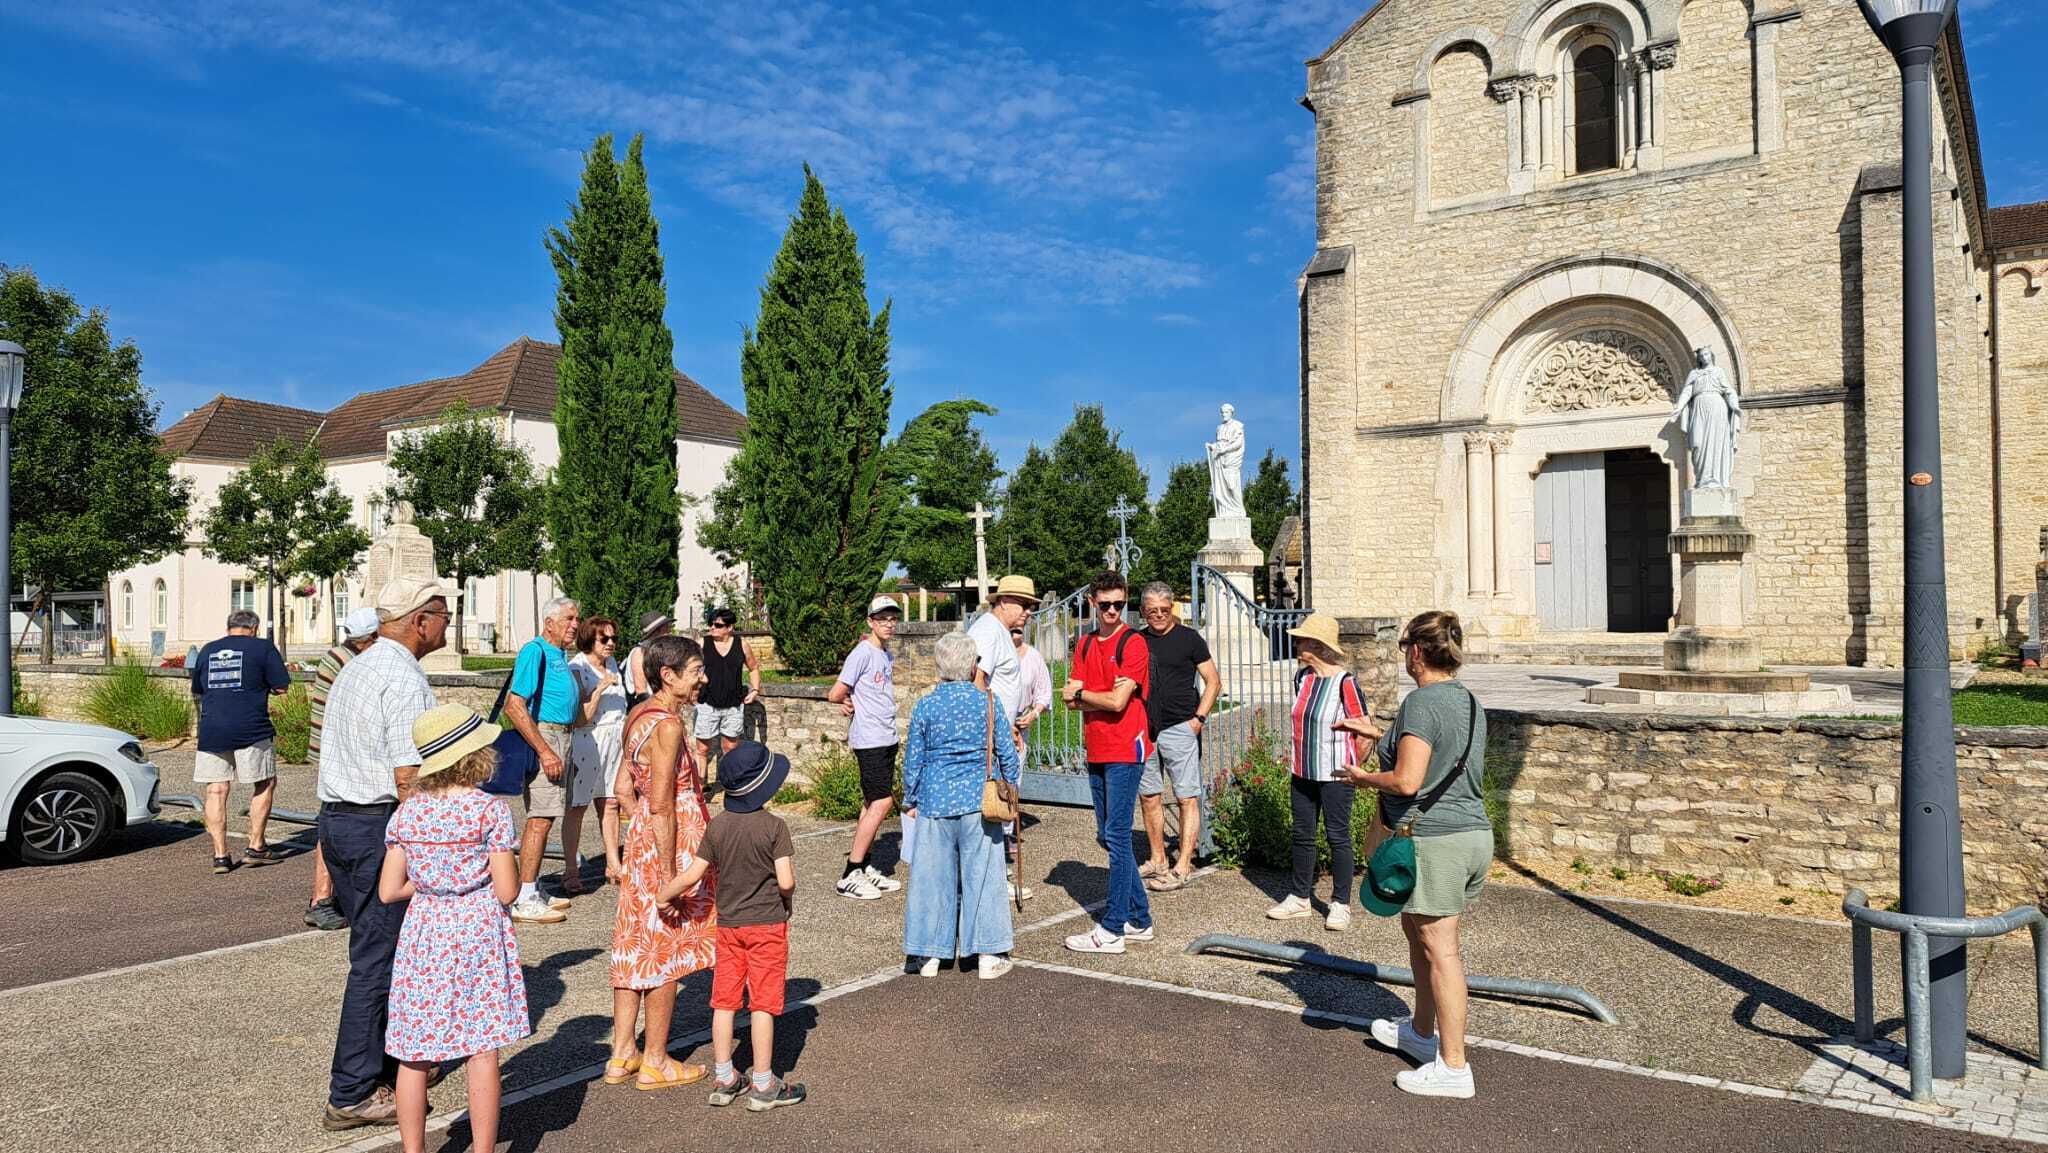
[935,630,981,683]
[542,596,578,622]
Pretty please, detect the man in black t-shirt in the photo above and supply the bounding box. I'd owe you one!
[1136,582,1221,889]
[190,608,292,874]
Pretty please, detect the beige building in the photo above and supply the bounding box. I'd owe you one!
[116,337,744,656]
[1296,0,2044,665]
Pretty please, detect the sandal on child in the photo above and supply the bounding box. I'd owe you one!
[635,1060,707,1091]
[603,1054,642,1085]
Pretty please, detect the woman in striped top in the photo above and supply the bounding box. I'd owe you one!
[1266,613,1372,931]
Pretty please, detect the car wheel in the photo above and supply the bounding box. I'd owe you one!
[12,771,116,865]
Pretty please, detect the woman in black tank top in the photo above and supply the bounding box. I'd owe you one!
[700,635,748,710]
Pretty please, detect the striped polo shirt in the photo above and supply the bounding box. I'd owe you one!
[1290,670,1366,782]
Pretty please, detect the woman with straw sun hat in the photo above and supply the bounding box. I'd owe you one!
[377,704,530,1153]
[1267,612,1374,932]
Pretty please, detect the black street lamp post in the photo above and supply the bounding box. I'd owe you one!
[0,339,23,716]
[1856,0,1966,1080]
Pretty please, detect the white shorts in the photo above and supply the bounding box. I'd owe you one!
[193,740,278,786]
[694,704,744,740]
[571,722,624,801]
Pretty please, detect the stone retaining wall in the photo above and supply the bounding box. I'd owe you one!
[1489,709,2048,908]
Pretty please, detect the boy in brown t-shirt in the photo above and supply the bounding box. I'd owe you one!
[662,740,803,1111]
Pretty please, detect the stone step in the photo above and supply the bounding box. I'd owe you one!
[1469,635,1666,666]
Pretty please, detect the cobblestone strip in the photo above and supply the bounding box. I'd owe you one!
[1014,958,2047,1143]
[322,963,906,1153]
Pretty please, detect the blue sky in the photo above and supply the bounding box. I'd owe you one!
[2,0,2043,493]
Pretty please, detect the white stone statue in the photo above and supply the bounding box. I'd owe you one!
[1672,348,1742,491]
[1206,403,1246,520]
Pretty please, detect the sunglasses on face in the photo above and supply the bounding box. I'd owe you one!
[1095,599,1126,610]
[597,634,616,644]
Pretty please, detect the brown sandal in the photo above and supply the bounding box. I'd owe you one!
[603,1053,642,1085]
[635,1059,707,1091]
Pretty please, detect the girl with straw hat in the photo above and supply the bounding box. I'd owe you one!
[377,704,530,1153]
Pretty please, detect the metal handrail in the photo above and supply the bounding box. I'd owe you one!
[1842,887,2047,1102]
[1185,932,1619,1025]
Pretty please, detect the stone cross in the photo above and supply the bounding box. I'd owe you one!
[970,501,992,609]
[1107,496,1144,574]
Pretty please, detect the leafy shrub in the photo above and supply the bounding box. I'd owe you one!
[270,682,311,763]
[1210,725,1377,872]
[86,660,193,741]
[804,744,900,821]
[1656,870,1723,898]
[10,668,42,716]
[771,783,810,806]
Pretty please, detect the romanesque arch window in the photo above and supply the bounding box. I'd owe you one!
[1568,39,1621,175]
[153,578,167,628]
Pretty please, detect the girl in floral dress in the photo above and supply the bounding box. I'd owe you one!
[378,704,529,1153]
[607,634,719,1091]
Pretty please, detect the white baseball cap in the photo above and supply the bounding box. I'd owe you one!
[867,595,903,617]
[341,607,382,640]
[374,576,455,622]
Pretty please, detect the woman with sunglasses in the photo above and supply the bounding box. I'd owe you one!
[567,617,628,893]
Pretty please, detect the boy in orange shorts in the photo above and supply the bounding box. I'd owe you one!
[662,740,803,1110]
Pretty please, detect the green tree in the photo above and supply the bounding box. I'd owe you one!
[202,437,360,643]
[1138,461,1210,596]
[712,167,898,674]
[1244,448,1299,599]
[291,488,370,645]
[546,133,681,630]
[889,399,1000,593]
[0,267,191,661]
[994,405,1148,597]
[384,402,547,654]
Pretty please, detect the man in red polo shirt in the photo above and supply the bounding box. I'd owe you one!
[1061,569,1154,955]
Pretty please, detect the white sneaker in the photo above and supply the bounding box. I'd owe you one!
[862,865,902,893]
[1063,926,1125,954]
[1266,894,1314,920]
[1008,881,1034,902]
[978,954,1013,980]
[1370,1017,1440,1065]
[835,871,882,900]
[1394,1056,1475,1099]
[916,956,940,978]
[509,896,567,924]
[1325,903,1352,932]
[1119,921,1155,943]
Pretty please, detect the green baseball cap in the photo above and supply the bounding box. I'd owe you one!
[1360,834,1416,917]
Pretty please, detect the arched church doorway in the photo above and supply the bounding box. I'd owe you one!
[1533,448,1673,633]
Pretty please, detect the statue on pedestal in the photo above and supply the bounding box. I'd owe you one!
[1206,404,1246,520]
[1671,348,1742,491]
[361,500,459,668]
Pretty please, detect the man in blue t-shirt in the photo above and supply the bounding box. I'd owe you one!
[190,608,292,874]
[507,596,582,924]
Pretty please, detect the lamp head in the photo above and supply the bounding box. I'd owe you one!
[0,340,24,412]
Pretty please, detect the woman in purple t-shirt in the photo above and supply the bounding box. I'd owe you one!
[826,596,904,900]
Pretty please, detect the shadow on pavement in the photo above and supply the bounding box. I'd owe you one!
[0,817,204,871]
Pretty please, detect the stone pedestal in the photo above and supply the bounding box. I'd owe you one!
[1587,499,1852,713]
[361,503,461,671]
[1197,525,1266,663]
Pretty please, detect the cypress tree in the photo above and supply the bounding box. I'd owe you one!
[720,167,898,674]
[546,133,680,629]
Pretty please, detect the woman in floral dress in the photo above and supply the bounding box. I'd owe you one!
[607,633,718,1090]
[379,704,528,1153]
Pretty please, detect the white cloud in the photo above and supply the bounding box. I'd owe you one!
[42,1,1208,306]
[1168,0,1362,65]
[1153,312,1200,326]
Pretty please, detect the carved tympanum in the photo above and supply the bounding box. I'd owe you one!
[1524,330,1675,413]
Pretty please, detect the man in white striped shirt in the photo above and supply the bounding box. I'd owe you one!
[315,576,450,1132]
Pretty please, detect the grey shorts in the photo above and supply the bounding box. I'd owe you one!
[193,739,277,786]
[523,725,580,818]
[694,704,744,740]
[1403,827,1494,917]
[1140,721,1202,799]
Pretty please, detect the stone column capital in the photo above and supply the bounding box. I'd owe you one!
[1463,430,1493,452]
[1533,75,1557,97]
[1644,41,1679,71]
[1485,430,1516,452]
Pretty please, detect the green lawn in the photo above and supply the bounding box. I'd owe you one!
[1952,683,2048,727]
[462,654,517,672]
[760,669,838,686]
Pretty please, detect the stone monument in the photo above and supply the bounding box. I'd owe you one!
[1588,353,1852,712]
[360,500,460,671]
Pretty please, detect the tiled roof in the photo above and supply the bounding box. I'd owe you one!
[1990,201,2048,253]
[160,337,745,461]
[157,395,325,460]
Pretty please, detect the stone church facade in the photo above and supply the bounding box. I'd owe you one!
[1297,0,2045,665]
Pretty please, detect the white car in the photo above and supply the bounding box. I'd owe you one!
[0,715,161,864]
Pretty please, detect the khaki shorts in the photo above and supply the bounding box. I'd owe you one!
[1403,827,1494,918]
[193,740,278,786]
[1140,721,1202,799]
[522,725,580,818]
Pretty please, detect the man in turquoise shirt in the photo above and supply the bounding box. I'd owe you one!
[508,596,582,924]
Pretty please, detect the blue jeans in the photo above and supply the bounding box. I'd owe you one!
[1088,762,1151,936]
[903,811,1014,959]
[320,804,407,1108]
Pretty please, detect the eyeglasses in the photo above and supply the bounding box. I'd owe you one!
[417,609,451,620]
[597,634,617,644]
[1095,599,1126,610]
[1141,604,1174,615]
